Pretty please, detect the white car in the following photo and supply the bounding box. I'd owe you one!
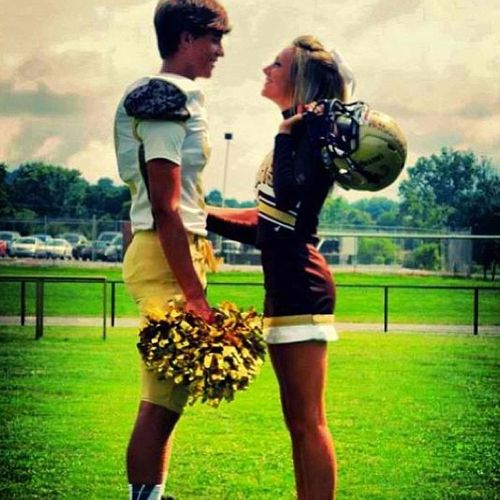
[11,237,45,258]
[46,238,73,259]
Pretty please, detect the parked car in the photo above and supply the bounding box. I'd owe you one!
[318,238,340,264]
[11,237,45,258]
[32,234,53,258]
[82,240,110,261]
[103,234,124,262]
[58,232,89,259]
[78,232,121,261]
[0,230,21,256]
[95,231,121,260]
[79,241,97,261]
[0,240,7,257]
[221,240,243,264]
[46,238,73,259]
[97,231,121,243]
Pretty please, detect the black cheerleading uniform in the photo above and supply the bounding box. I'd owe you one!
[207,117,338,342]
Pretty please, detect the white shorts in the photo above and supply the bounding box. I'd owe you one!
[264,314,338,344]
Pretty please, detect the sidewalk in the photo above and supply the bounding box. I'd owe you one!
[1,316,499,335]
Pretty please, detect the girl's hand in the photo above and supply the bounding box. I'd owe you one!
[278,103,319,134]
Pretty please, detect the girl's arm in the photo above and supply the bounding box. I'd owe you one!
[272,111,314,209]
[206,206,258,245]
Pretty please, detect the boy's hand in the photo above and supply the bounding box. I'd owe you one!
[185,296,214,323]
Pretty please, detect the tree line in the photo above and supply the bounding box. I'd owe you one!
[1,148,499,235]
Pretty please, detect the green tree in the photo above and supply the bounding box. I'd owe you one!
[319,196,373,228]
[84,178,130,219]
[0,163,13,217]
[352,197,399,225]
[205,189,256,209]
[377,210,400,227]
[8,162,88,218]
[205,189,223,207]
[399,148,500,233]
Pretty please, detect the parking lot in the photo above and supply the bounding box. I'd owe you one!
[0,230,123,263]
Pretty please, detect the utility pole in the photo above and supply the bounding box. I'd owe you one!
[222,132,233,207]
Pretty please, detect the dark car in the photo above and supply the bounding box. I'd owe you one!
[58,233,89,259]
[103,234,124,262]
[79,241,102,261]
[95,232,120,260]
[317,238,340,265]
[80,232,121,261]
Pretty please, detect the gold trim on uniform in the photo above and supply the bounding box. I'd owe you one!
[258,200,297,227]
[126,180,137,197]
[264,314,335,328]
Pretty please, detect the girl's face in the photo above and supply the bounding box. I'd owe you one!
[261,47,295,110]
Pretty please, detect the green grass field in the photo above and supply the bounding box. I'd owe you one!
[0,326,498,499]
[1,265,499,326]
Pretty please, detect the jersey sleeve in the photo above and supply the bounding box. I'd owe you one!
[273,128,323,209]
[272,133,301,209]
[136,120,187,165]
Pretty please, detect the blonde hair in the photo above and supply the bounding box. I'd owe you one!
[290,36,350,107]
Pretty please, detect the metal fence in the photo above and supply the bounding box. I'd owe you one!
[1,217,499,275]
[0,276,108,340]
[1,276,499,339]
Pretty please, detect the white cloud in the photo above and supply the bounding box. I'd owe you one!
[33,136,64,161]
[67,140,120,184]
[0,0,499,202]
[0,118,22,160]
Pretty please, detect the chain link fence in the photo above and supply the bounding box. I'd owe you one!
[0,217,498,277]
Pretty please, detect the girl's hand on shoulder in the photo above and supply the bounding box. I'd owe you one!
[279,113,302,135]
[278,102,319,134]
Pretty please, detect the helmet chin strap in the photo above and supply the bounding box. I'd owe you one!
[305,99,369,161]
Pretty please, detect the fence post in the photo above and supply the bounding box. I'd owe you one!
[102,280,107,340]
[384,286,389,332]
[111,281,116,327]
[35,279,44,340]
[473,288,479,336]
[20,280,26,326]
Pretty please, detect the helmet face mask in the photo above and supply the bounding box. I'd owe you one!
[304,100,407,191]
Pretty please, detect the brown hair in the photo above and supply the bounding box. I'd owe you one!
[154,0,231,58]
[290,35,350,106]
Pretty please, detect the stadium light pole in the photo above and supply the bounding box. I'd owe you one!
[222,132,233,207]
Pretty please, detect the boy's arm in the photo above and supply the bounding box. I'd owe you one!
[147,158,212,322]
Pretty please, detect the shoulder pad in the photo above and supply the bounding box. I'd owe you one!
[124,79,190,121]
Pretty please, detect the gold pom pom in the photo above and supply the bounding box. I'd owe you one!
[137,301,266,407]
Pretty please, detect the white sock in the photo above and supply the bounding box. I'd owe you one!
[129,484,164,500]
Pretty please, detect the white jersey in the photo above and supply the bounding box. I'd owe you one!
[114,73,211,235]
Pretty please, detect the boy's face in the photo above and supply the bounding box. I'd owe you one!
[186,32,225,79]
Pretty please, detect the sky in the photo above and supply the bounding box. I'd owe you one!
[1,0,499,203]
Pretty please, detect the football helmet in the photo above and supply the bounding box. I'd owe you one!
[304,99,407,191]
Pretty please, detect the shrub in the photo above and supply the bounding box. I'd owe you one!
[403,243,441,270]
[357,238,399,265]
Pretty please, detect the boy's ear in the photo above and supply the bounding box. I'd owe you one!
[180,31,194,45]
